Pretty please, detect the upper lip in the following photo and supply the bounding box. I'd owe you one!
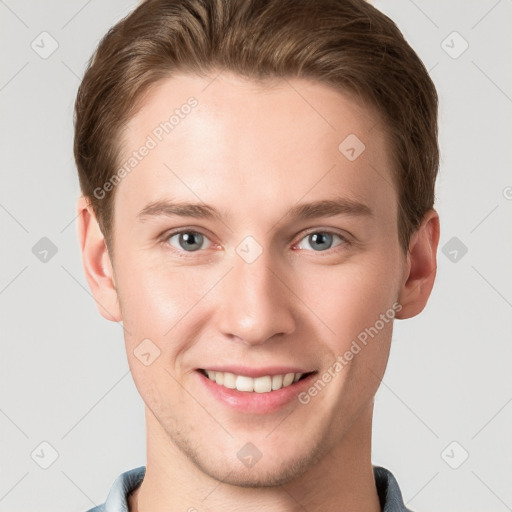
[198,365,315,378]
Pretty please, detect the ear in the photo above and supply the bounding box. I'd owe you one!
[395,208,440,319]
[76,196,122,322]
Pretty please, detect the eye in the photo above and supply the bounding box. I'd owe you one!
[166,230,213,252]
[295,231,347,252]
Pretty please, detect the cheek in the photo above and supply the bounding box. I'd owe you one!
[297,255,400,345]
[306,259,398,411]
[115,255,221,378]
[117,259,199,408]
[116,256,203,333]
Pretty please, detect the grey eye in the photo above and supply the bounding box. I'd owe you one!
[168,231,208,252]
[297,232,344,252]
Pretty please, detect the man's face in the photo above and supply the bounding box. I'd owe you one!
[109,71,407,485]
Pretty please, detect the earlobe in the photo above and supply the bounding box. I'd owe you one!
[395,208,440,320]
[76,195,122,322]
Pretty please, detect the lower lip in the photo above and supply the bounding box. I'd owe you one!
[196,370,317,414]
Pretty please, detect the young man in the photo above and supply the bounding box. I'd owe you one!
[75,0,440,510]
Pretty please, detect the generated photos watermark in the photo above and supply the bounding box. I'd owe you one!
[93,96,198,200]
[297,301,403,405]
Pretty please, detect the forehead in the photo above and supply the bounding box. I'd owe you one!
[115,71,396,229]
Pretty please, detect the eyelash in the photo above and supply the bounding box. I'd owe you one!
[159,228,351,257]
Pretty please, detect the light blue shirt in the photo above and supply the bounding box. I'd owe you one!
[85,465,413,512]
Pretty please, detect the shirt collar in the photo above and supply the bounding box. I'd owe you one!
[98,464,412,512]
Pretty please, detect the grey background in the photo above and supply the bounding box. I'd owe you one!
[1,1,511,511]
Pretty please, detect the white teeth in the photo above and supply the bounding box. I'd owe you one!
[223,372,236,389]
[271,374,283,390]
[236,375,254,392]
[283,373,295,387]
[204,370,305,392]
[254,376,272,393]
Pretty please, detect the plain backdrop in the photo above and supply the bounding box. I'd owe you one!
[1,1,511,511]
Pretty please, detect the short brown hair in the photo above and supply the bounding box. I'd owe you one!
[74,0,439,254]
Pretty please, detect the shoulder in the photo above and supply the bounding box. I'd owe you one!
[373,465,414,512]
[83,466,146,512]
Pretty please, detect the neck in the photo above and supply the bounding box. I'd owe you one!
[130,402,381,512]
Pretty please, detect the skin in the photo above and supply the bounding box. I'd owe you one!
[77,70,439,512]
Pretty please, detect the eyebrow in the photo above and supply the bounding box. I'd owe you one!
[137,197,373,222]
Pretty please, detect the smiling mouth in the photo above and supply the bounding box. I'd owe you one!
[198,369,314,393]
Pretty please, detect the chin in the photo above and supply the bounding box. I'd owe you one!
[176,434,327,488]
[202,456,316,488]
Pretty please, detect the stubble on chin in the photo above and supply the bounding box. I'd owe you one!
[158,416,330,488]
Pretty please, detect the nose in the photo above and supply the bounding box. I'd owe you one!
[216,248,297,346]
